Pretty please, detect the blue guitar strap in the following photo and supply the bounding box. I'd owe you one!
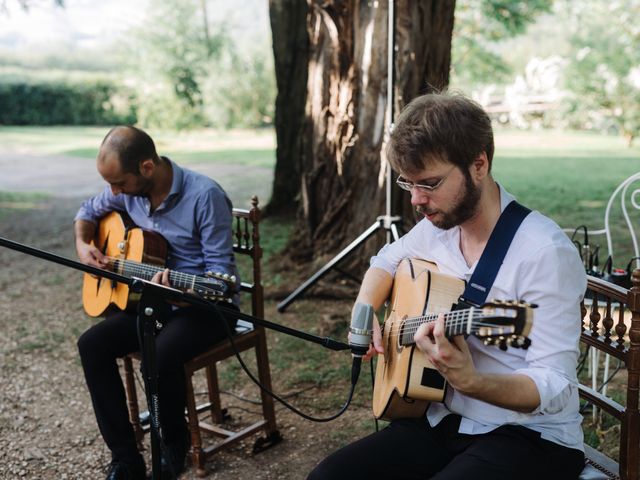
[458,201,531,307]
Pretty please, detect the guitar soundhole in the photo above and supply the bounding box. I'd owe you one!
[396,317,407,354]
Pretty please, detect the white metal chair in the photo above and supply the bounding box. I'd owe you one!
[563,171,640,412]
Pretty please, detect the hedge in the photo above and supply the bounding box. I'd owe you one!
[0,80,137,125]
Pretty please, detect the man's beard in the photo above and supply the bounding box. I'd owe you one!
[417,173,481,230]
[132,176,154,197]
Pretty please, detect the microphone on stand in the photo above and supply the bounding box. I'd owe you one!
[349,302,374,385]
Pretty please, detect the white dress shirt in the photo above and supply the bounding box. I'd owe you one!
[370,184,586,451]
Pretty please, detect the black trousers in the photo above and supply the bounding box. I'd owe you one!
[77,306,236,464]
[308,415,585,480]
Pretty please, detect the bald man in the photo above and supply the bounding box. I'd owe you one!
[74,126,239,480]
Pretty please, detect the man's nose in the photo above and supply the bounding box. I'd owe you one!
[410,188,429,206]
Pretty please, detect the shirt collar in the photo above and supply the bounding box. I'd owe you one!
[164,157,183,199]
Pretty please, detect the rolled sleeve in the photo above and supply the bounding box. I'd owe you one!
[515,365,576,414]
[370,220,435,276]
[370,243,401,275]
[514,237,586,415]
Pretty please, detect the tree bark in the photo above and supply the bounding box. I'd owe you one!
[291,0,455,274]
[267,0,310,215]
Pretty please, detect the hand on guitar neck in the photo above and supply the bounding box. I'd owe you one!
[78,212,234,317]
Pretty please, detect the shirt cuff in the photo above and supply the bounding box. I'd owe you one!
[514,367,575,415]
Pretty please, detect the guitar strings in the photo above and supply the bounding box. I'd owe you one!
[385,311,515,339]
[106,256,207,291]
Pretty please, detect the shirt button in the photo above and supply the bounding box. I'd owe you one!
[154,223,159,228]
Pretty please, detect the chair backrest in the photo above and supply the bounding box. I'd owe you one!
[601,172,640,267]
[566,172,640,271]
[231,195,264,319]
[580,270,640,479]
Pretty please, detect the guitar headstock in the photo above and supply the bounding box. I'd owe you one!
[474,300,535,350]
[191,271,237,302]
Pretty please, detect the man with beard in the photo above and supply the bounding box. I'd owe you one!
[308,93,586,480]
[74,126,239,480]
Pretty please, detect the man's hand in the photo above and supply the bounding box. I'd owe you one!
[363,320,384,360]
[151,268,172,287]
[76,241,109,269]
[414,313,477,393]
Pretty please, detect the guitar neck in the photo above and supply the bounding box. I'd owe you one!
[399,309,482,345]
[110,258,197,290]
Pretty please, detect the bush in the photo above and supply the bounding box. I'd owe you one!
[0,79,137,125]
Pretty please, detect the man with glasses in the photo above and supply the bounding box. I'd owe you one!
[308,93,586,479]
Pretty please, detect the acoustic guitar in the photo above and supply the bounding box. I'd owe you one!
[82,211,233,317]
[372,258,533,421]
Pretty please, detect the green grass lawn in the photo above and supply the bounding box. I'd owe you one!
[492,128,640,264]
[1,125,638,262]
[0,125,275,168]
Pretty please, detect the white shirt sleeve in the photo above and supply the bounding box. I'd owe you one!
[370,220,436,275]
[512,238,586,414]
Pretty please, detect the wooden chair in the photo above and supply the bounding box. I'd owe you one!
[122,196,281,477]
[577,270,640,480]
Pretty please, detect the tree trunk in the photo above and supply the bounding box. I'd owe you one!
[291,0,455,275]
[267,0,309,215]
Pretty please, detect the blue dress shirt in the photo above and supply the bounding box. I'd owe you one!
[75,158,240,304]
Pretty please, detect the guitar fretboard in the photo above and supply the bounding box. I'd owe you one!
[109,257,197,290]
[398,308,489,345]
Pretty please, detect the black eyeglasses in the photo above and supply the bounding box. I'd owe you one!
[395,167,456,193]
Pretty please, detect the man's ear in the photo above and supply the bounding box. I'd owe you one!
[139,158,155,177]
[470,152,489,181]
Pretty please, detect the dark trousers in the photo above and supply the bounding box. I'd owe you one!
[308,415,585,480]
[77,306,236,464]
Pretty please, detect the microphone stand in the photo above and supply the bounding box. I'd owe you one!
[0,236,352,479]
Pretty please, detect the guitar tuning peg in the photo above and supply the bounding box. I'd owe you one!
[521,337,531,349]
[499,339,508,351]
[483,338,494,346]
[222,273,230,281]
[229,275,236,283]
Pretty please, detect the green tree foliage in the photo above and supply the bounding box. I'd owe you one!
[563,0,640,146]
[127,0,275,130]
[452,0,553,87]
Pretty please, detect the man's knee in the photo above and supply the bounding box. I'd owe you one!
[77,326,98,363]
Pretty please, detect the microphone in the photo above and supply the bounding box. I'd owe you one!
[348,303,374,387]
[349,302,374,357]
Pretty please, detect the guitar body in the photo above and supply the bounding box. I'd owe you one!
[82,211,167,317]
[372,258,466,421]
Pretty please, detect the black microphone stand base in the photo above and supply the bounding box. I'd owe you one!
[277,215,402,312]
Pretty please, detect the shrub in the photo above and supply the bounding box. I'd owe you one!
[0,79,137,125]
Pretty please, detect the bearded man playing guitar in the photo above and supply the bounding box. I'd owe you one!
[74,126,239,480]
[308,93,586,480]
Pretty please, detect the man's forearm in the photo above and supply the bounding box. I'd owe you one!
[355,267,394,312]
[459,372,541,413]
[74,219,96,246]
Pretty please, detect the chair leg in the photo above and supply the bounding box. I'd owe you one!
[184,370,207,478]
[205,363,225,423]
[255,331,278,434]
[123,356,144,449]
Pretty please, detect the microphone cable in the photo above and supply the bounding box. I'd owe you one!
[211,301,363,423]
